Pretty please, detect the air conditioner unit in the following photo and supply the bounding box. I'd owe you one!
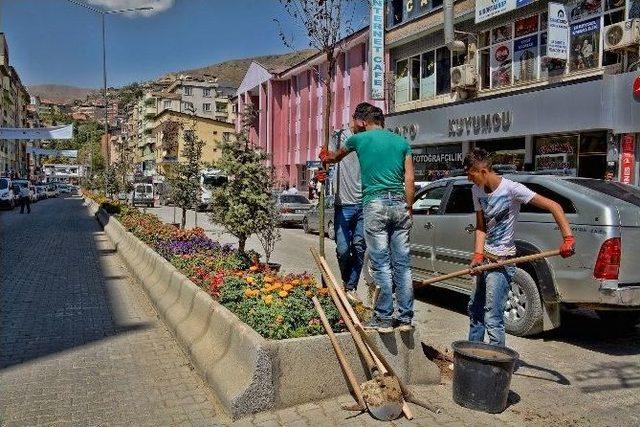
[604,19,640,51]
[450,64,477,90]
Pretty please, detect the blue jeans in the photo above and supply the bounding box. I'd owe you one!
[363,195,413,324]
[468,265,516,347]
[334,204,366,291]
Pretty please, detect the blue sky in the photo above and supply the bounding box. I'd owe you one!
[3,0,368,88]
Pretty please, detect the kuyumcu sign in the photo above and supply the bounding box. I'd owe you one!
[448,111,512,137]
[369,0,385,100]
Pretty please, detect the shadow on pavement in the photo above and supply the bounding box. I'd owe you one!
[0,196,152,370]
[573,361,640,393]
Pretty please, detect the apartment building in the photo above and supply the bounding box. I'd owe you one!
[157,77,235,123]
[235,27,385,189]
[0,34,30,177]
[384,0,640,185]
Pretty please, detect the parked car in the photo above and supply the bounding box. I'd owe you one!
[13,179,35,202]
[276,193,311,226]
[35,186,47,201]
[410,175,640,337]
[133,183,154,207]
[46,183,58,198]
[58,184,70,194]
[302,195,335,240]
[0,177,16,209]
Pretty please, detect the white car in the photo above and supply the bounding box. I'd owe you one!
[0,177,16,209]
[59,184,70,194]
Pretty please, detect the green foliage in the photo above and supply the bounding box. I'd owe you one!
[116,82,144,106]
[104,166,120,197]
[209,120,276,253]
[168,128,205,228]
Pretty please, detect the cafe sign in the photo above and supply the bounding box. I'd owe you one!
[448,111,512,137]
[369,0,385,100]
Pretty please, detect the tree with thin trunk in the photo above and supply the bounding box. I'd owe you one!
[276,0,361,256]
[168,127,204,229]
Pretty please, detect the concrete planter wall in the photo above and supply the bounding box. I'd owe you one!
[85,199,440,419]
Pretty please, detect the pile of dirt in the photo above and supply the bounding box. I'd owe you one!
[361,375,403,406]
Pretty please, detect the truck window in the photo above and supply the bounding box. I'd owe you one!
[520,183,576,214]
[567,179,640,208]
[444,184,474,214]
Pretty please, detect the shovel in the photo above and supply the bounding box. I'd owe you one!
[311,248,407,421]
[417,250,560,288]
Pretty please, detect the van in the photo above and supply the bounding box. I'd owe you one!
[133,183,154,207]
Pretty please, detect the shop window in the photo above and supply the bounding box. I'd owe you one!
[410,56,421,101]
[388,0,403,27]
[420,51,436,99]
[475,138,526,171]
[515,15,539,37]
[534,135,578,175]
[493,25,513,44]
[395,59,410,104]
[491,42,512,88]
[444,184,475,214]
[480,50,491,89]
[478,30,491,48]
[580,132,607,153]
[436,46,451,95]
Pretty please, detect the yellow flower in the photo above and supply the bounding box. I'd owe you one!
[249,265,258,272]
[291,279,301,286]
[264,276,274,284]
[282,284,293,292]
[244,288,254,298]
[275,315,284,324]
[263,295,274,305]
[305,290,313,298]
[278,291,288,298]
[245,277,255,284]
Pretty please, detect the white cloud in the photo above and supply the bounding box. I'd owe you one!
[87,0,174,17]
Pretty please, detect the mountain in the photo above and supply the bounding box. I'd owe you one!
[159,49,317,88]
[26,84,97,104]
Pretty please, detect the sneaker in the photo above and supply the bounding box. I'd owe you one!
[345,290,359,304]
[396,321,414,332]
[364,318,393,334]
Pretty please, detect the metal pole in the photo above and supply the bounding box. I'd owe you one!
[102,13,108,195]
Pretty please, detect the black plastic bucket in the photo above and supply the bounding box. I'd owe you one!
[451,340,519,414]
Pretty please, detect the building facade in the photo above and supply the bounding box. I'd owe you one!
[384,0,640,185]
[235,27,385,189]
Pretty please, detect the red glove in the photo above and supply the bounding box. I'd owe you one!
[316,169,327,183]
[470,252,484,275]
[560,236,575,258]
[319,147,329,163]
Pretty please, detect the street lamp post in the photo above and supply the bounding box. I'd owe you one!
[66,1,153,186]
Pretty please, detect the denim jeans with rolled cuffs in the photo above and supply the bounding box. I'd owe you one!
[363,193,414,326]
[468,264,516,347]
[334,204,366,291]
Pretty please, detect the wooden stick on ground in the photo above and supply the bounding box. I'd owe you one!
[312,296,366,411]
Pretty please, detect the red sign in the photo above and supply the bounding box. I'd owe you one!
[634,76,640,100]
[620,134,636,185]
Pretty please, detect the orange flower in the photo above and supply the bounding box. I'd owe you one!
[264,276,274,283]
[278,290,288,298]
[263,295,274,305]
[282,284,293,292]
[305,290,313,297]
[275,315,284,324]
[244,288,256,298]
[318,288,329,296]
[249,265,258,272]
[291,279,301,286]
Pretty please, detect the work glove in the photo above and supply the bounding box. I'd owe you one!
[319,147,329,163]
[469,252,484,276]
[316,169,327,183]
[560,236,575,258]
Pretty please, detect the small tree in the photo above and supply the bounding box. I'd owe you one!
[104,166,119,198]
[209,110,276,254]
[257,209,281,265]
[276,0,360,256]
[168,128,204,228]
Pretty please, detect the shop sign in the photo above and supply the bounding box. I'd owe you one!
[369,0,385,100]
[448,111,512,137]
[620,134,636,185]
[547,3,569,60]
[412,145,464,181]
[476,0,533,23]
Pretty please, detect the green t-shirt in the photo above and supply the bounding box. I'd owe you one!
[345,128,412,205]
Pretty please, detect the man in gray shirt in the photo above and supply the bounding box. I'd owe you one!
[318,129,366,300]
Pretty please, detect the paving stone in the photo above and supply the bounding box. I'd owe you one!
[0,196,220,426]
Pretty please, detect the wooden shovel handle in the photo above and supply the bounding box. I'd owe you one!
[419,250,560,287]
[312,297,366,410]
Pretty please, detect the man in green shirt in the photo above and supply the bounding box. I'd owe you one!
[320,102,415,333]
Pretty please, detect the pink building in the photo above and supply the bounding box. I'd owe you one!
[235,27,385,189]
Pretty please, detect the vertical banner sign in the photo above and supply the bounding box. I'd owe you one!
[369,0,385,100]
[620,134,636,185]
[547,3,569,60]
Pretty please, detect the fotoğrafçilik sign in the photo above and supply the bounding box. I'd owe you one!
[369,0,385,100]
[547,2,569,60]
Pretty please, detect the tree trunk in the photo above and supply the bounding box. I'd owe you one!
[238,236,246,254]
[181,207,187,229]
[318,54,334,258]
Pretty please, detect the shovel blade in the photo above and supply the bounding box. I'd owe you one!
[367,401,404,421]
[361,376,404,421]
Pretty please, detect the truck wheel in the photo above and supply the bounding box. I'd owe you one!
[596,311,640,328]
[505,267,544,337]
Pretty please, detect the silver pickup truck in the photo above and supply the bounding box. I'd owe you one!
[410,174,640,336]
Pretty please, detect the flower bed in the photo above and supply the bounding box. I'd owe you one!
[84,191,344,339]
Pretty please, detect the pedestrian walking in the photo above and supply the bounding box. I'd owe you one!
[316,128,366,303]
[321,102,415,333]
[16,182,31,214]
[464,149,574,346]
